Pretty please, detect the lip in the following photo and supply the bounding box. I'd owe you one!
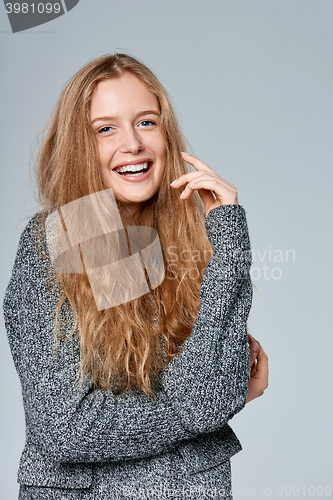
[112,158,152,170]
[111,160,154,183]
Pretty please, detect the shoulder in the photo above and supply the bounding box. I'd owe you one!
[3,211,47,330]
[10,210,52,284]
[16,210,52,260]
[3,210,58,320]
[19,210,47,246]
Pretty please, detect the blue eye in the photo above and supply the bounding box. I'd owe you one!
[140,120,155,127]
[97,126,115,134]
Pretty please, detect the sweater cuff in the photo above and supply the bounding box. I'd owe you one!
[204,204,252,270]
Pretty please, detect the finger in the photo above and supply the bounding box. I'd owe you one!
[254,347,269,388]
[186,177,237,193]
[171,171,225,189]
[182,178,238,206]
[178,174,222,201]
[248,335,260,368]
[249,350,258,368]
[180,152,238,194]
[250,339,260,353]
[181,152,215,173]
[179,175,234,195]
[249,340,257,367]
[250,360,257,375]
[180,174,221,195]
[196,187,216,207]
[248,334,260,347]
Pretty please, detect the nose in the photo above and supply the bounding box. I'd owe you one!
[119,125,144,154]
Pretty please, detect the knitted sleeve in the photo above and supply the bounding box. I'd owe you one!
[161,204,252,432]
[3,204,252,464]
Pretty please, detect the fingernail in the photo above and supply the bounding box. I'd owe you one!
[180,190,185,199]
[252,341,260,351]
[181,152,189,155]
[170,179,177,186]
[188,182,196,187]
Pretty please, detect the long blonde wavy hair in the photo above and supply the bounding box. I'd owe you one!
[34,53,214,398]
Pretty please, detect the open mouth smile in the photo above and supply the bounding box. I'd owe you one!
[112,161,153,182]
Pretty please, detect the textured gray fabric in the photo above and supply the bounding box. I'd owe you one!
[3,204,253,499]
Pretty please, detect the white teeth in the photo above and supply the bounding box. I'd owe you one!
[115,162,148,173]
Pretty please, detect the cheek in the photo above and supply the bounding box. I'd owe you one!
[155,137,167,163]
[96,136,117,165]
[96,141,108,165]
[145,132,167,160]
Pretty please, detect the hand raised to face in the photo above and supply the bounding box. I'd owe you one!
[170,152,239,217]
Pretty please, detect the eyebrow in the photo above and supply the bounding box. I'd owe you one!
[91,110,160,125]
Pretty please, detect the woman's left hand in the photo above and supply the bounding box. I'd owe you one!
[246,336,269,404]
[170,152,238,217]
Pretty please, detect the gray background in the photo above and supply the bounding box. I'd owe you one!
[1,0,332,498]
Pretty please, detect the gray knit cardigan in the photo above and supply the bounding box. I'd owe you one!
[3,204,253,500]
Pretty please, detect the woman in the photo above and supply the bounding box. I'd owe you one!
[3,53,268,499]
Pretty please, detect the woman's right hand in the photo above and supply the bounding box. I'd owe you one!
[246,337,269,404]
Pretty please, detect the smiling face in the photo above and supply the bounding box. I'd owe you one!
[89,73,167,217]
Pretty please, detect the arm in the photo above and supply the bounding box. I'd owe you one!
[3,217,197,464]
[161,204,253,432]
[3,205,252,464]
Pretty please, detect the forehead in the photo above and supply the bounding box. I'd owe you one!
[89,74,159,118]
